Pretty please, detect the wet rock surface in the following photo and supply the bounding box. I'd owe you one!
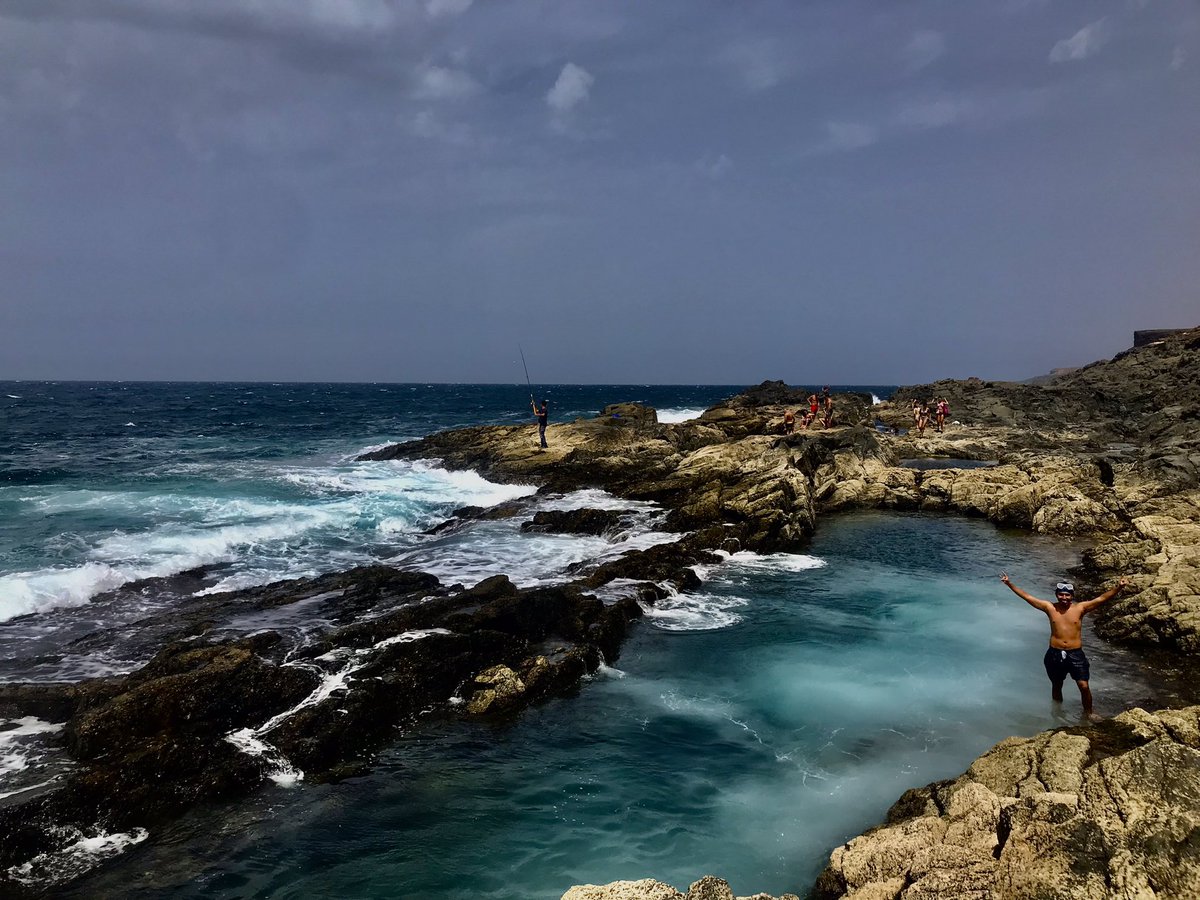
[522,507,631,536]
[0,568,643,884]
[5,327,1199,896]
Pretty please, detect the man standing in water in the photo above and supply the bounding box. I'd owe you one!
[999,573,1128,714]
[532,398,549,450]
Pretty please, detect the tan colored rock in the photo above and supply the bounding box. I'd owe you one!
[685,876,735,900]
[465,664,526,714]
[559,878,800,900]
[562,879,684,900]
[812,707,1200,899]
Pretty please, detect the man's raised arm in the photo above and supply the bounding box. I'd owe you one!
[999,573,1052,611]
[1078,578,1130,614]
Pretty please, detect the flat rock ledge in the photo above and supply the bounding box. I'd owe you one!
[563,707,1200,900]
[563,875,798,900]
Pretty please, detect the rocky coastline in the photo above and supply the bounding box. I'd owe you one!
[1,327,1197,896]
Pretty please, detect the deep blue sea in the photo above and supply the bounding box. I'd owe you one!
[0,382,1162,897]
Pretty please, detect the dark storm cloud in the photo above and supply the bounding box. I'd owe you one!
[1,0,1197,383]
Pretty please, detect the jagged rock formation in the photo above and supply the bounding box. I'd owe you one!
[4,328,1198,895]
[0,570,642,875]
[551,329,1200,898]
[811,706,1200,900]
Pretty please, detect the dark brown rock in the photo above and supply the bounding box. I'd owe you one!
[521,508,629,536]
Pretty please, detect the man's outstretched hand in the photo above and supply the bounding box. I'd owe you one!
[999,573,1011,585]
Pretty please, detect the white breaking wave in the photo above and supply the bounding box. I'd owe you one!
[691,550,827,583]
[0,505,339,622]
[536,489,659,514]
[0,718,65,801]
[5,827,149,886]
[720,550,827,574]
[389,519,677,591]
[656,407,706,423]
[593,660,627,679]
[641,551,824,631]
[281,458,534,509]
[0,563,136,622]
[0,460,537,622]
[640,585,749,631]
[872,394,882,405]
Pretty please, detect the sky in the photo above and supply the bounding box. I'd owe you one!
[1,0,1197,384]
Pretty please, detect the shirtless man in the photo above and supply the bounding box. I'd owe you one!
[783,409,796,434]
[999,573,1128,714]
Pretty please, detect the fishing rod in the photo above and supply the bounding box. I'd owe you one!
[519,345,534,406]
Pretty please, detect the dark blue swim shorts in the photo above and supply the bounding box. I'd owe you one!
[1043,647,1090,683]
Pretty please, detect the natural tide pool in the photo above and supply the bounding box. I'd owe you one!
[67,512,1162,900]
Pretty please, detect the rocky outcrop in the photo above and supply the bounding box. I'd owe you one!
[885,325,1200,447]
[8,333,1199,894]
[811,706,1200,900]
[563,875,798,900]
[547,334,1200,898]
[0,568,643,877]
[522,508,630,536]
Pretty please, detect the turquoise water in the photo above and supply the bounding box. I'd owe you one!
[67,512,1157,900]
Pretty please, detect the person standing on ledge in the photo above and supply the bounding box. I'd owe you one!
[532,398,549,450]
[999,573,1128,715]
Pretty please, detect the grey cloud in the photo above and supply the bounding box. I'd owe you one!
[824,122,879,152]
[0,0,429,83]
[546,62,594,112]
[425,0,472,18]
[720,37,793,91]
[697,153,733,179]
[413,64,480,100]
[903,30,945,70]
[2,0,1198,382]
[1049,18,1112,63]
[893,96,972,129]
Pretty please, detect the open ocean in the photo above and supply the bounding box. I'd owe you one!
[0,382,1163,896]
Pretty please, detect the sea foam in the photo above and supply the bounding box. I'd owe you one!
[656,407,706,423]
[1,459,537,622]
[640,584,750,631]
[5,827,149,886]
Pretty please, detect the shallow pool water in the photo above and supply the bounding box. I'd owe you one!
[68,512,1160,900]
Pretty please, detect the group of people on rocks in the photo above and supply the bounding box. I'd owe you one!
[783,387,834,433]
[530,388,952,448]
[912,397,951,435]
